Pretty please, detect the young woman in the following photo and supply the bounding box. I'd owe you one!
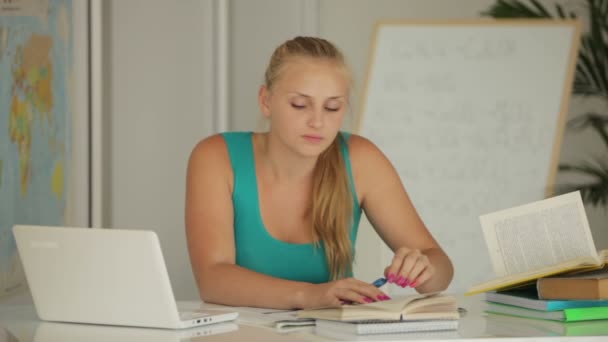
[185,36,453,309]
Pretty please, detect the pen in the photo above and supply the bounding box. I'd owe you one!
[371,277,387,287]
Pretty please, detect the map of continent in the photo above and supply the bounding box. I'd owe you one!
[0,0,72,297]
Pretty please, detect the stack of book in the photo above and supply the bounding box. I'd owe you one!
[296,293,461,336]
[483,285,608,337]
[465,192,608,337]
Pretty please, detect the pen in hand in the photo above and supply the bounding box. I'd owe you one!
[371,278,391,301]
[340,278,390,306]
[372,277,388,288]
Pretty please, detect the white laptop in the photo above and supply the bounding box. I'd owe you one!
[13,225,238,329]
[32,321,239,342]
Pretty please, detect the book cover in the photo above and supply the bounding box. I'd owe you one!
[297,293,458,322]
[485,288,608,311]
[315,318,459,335]
[537,267,608,300]
[485,313,608,337]
[485,302,608,322]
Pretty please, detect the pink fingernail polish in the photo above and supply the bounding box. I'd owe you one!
[410,281,418,288]
[364,297,374,303]
[403,278,410,287]
[396,276,405,285]
[388,274,395,283]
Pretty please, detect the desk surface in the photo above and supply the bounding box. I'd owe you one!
[0,294,607,341]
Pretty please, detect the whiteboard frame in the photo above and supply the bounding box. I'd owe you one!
[355,19,581,198]
[354,19,581,293]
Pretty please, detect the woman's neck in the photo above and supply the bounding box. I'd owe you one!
[258,132,317,183]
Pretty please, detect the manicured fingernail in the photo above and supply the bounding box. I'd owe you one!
[410,281,418,288]
[396,276,405,285]
[403,278,410,287]
[387,274,395,283]
[363,297,374,303]
[378,294,391,301]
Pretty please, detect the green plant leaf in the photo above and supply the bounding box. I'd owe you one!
[480,0,574,18]
[567,112,608,148]
[584,1,608,97]
[481,1,606,98]
[588,0,608,32]
[558,160,608,207]
[574,38,605,96]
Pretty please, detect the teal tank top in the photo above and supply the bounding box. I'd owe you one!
[222,132,361,283]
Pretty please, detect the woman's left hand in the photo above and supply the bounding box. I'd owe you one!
[384,247,435,288]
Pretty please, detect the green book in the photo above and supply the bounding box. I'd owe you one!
[566,306,608,322]
[486,313,608,337]
[485,302,608,322]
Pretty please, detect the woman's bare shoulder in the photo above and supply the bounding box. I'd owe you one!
[345,133,388,163]
[188,133,232,176]
[345,133,397,193]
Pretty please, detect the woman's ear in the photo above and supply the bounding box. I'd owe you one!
[258,85,271,118]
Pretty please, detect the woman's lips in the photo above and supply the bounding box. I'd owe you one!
[303,135,323,143]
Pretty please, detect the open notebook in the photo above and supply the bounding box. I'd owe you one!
[297,293,459,321]
[315,318,459,335]
[298,293,460,335]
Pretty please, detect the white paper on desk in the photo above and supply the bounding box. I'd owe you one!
[193,302,303,326]
[480,191,597,277]
[274,318,315,332]
[239,309,312,327]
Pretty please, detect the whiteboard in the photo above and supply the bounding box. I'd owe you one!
[356,20,580,293]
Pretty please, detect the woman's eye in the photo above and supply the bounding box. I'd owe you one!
[291,104,306,109]
[326,107,340,112]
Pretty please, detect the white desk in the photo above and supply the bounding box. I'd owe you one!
[1,294,607,341]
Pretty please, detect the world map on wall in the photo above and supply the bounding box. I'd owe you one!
[0,0,72,297]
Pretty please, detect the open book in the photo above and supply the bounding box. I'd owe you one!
[466,191,607,295]
[296,293,458,321]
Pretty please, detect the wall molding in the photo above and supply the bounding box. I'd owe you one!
[213,0,229,132]
[90,0,103,228]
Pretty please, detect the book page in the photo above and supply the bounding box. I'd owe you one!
[480,191,598,277]
[599,249,608,263]
[297,293,435,321]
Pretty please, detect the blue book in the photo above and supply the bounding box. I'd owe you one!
[485,288,608,311]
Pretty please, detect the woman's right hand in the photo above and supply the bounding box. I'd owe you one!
[300,277,391,309]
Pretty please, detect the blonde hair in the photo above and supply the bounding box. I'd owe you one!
[264,36,354,280]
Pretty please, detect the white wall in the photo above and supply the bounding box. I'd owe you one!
[104,0,214,300]
[102,0,607,299]
[229,0,319,131]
